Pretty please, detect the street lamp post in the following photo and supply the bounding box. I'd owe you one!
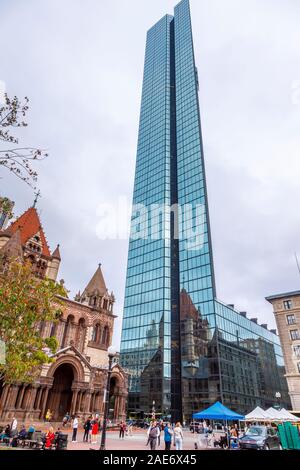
[275,392,282,410]
[152,400,156,421]
[99,347,116,451]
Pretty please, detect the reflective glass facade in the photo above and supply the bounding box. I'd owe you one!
[120,0,290,421]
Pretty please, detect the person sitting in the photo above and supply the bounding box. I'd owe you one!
[54,428,63,449]
[0,424,11,443]
[10,435,19,448]
[213,434,228,449]
[27,424,35,441]
[44,427,55,450]
[18,425,27,440]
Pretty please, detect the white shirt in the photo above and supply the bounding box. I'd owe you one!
[73,418,78,429]
[174,426,183,440]
[11,419,17,431]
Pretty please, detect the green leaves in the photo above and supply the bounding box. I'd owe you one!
[0,259,65,383]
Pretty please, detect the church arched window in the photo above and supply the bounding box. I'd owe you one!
[102,326,109,346]
[77,318,86,352]
[92,323,100,343]
[61,314,74,348]
[50,322,57,337]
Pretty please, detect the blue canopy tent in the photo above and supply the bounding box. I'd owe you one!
[193,401,245,421]
[193,402,245,449]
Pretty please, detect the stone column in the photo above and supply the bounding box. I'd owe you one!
[0,384,10,410]
[28,386,38,410]
[84,392,92,414]
[3,385,12,409]
[16,385,25,409]
[117,395,126,421]
[8,385,19,409]
[80,391,85,413]
[77,391,83,412]
[95,392,102,413]
[113,395,120,420]
[93,393,98,412]
[40,386,50,419]
[91,393,96,413]
[36,387,43,410]
[81,392,86,413]
[100,392,105,414]
[71,389,79,415]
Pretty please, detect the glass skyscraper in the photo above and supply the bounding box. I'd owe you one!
[120,0,290,421]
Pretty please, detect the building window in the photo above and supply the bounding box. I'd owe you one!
[290,330,300,341]
[102,326,109,346]
[298,363,300,374]
[287,314,296,325]
[294,345,300,358]
[92,324,100,343]
[284,300,292,310]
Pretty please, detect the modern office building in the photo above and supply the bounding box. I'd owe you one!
[120,0,290,420]
[266,292,300,412]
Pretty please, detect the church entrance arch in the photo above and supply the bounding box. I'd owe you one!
[47,364,74,420]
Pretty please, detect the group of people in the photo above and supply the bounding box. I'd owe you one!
[147,421,184,451]
[43,426,65,450]
[0,416,65,450]
[0,417,18,444]
[82,415,101,444]
[194,421,241,449]
[119,420,133,438]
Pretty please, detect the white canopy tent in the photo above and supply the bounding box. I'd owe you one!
[244,406,300,423]
[278,408,299,422]
[244,406,270,422]
[264,407,284,421]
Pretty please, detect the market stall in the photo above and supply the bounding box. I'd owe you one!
[192,401,245,449]
[244,406,270,423]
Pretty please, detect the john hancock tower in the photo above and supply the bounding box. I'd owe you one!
[120,0,289,421]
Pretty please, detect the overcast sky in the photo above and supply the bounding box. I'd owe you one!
[1,0,300,348]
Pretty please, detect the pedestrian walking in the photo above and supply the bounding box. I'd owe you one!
[72,415,79,442]
[128,420,133,437]
[164,423,173,451]
[157,421,162,447]
[91,419,99,444]
[147,421,160,450]
[83,416,92,442]
[62,411,70,427]
[173,422,184,450]
[119,421,126,439]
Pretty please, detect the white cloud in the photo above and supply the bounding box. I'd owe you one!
[1,0,299,346]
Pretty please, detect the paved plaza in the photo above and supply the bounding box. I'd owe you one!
[68,429,202,451]
[0,427,221,451]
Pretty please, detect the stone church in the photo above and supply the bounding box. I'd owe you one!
[0,206,128,422]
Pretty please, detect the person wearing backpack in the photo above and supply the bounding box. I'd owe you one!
[147,421,160,450]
